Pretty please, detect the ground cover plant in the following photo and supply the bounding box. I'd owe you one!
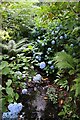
[0,1,80,120]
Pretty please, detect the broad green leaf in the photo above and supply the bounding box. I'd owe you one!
[15,93,19,100]
[7,95,14,103]
[6,80,12,87]
[0,61,8,69]
[6,87,14,96]
[2,67,10,75]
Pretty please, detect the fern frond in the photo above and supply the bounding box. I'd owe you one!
[16,38,28,48]
[54,52,76,70]
[72,76,80,97]
[0,43,8,50]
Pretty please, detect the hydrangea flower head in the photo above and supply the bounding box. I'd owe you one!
[51,40,55,45]
[8,102,23,114]
[22,89,27,94]
[39,61,46,69]
[50,65,54,69]
[47,47,51,51]
[60,36,63,39]
[33,74,42,83]
[2,112,18,119]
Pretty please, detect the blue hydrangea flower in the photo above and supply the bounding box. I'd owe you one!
[47,47,51,51]
[60,36,63,39]
[33,74,42,83]
[39,62,46,69]
[51,40,55,45]
[2,112,18,119]
[50,65,54,69]
[8,103,23,114]
[22,89,27,94]
[48,61,52,65]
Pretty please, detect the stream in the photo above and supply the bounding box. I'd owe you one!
[20,84,60,120]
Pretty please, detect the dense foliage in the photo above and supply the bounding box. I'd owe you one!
[0,1,80,120]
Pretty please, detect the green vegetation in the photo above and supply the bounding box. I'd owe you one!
[0,1,80,120]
